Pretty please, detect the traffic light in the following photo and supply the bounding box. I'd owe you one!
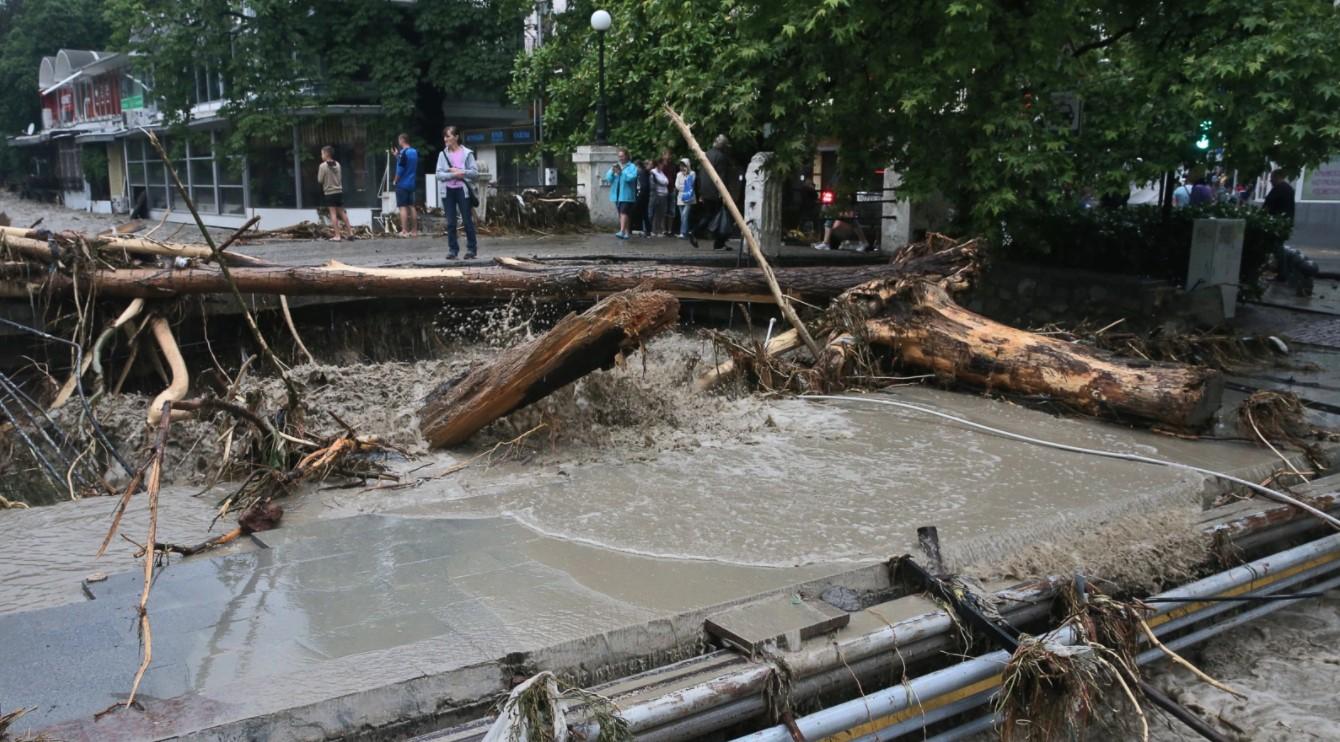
[1195,119,1212,151]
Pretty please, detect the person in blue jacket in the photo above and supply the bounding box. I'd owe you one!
[392,133,419,237]
[603,147,638,240]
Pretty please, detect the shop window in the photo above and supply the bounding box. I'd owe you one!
[249,140,296,208]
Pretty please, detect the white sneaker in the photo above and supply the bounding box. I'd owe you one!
[812,242,831,250]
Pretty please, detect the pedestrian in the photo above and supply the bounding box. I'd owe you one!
[603,147,638,240]
[1263,169,1296,220]
[647,159,669,238]
[692,134,734,250]
[435,125,479,260]
[392,133,419,237]
[1172,176,1192,208]
[675,158,695,240]
[658,149,677,235]
[317,145,352,241]
[1189,174,1215,206]
[635,160,652,236]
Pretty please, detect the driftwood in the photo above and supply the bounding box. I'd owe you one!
[0,225,269,267]
[695,234,1221,429]
[419,287,679,447]
[664,104,824,361]
[857,281,1221,428]
[7,249,972,305]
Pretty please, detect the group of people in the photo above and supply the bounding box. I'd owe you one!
[1171,168,1253,208]
[604,134,737,250]
[316,125,480,258]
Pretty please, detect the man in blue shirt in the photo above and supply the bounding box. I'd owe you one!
[393,133,419,237]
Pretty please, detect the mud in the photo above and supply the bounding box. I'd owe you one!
[1147,595,1340,741]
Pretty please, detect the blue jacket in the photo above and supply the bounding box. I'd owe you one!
[394,147,418,191]
[604,162,638,204]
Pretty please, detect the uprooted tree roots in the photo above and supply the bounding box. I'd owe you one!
[997,590,1241,742]
[704,234,1225,431]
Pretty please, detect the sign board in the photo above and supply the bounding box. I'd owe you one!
[1301,157,1340,202]
[463,126,538,147]
[1051,92,1082,133]
[120,94,144,111]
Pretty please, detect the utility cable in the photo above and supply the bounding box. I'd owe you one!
[800,394,1340,531]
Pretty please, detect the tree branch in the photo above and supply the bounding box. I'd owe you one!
[1071,23,1140,57]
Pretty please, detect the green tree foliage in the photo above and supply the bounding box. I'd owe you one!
[513,0,1340,227]
[0,0,112,178]
[102,0,529,151]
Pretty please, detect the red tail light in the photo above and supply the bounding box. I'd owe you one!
[820,190,835,205]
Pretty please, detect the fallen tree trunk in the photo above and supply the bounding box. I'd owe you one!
[6,257,959,304]
[0,225,269,266]
[860,282,1223,427]
[419,288,679,447]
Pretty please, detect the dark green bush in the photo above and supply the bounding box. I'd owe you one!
[997,204,1292,298]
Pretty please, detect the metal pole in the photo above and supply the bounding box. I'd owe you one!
[736,534,1340,742]
[595,34,608,145]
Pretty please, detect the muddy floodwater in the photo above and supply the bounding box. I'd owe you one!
[1,332,1335,738]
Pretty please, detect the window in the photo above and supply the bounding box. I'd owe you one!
[219,154,246,215]
[297,117,376,209]
[249,139,296,208]
[187,133,217,213]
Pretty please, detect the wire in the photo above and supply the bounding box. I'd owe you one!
[800,393,1340,531]
[0,316,135,477]
[1142,592,1328,604]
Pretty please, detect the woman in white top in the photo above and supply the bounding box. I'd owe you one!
[645,161,669,237]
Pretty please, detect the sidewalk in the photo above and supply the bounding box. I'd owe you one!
[234,231,887,269]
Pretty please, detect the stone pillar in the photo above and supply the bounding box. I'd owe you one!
[882,168,911,250]
[572,144,621,228]
[744,152,782,254]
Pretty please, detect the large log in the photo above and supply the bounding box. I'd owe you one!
[0,225,269,266]
[6,257,958,305]
[419,288,680,447]
[854,281,1222,428]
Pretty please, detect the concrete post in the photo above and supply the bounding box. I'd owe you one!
[744,152,781,254]
[573,144,621,228]
[882,168,911,250]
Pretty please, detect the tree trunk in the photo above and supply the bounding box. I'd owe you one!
[11,257,961,305]
[859,282,1222,428]
[419,288,680,448]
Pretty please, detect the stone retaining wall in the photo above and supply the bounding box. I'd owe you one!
[967,260,1218,327]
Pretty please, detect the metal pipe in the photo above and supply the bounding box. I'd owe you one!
[925,571,1340,742]
[1142,571,1340,665]
[735,534,1340,742]
[846,688,994,742]
[1152,554,1340,636]
[735,626,1080,742]
[586,586,1059,737]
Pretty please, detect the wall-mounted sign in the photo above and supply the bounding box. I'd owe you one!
[1302,157,1340,202]
[462,126,538,147]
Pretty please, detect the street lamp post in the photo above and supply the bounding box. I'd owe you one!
[591,9,611,145]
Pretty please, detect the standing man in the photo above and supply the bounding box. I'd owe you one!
[693,134,734,250]
[393,133,419,237]
[1263,169,1296,221]
[318,145,352,241]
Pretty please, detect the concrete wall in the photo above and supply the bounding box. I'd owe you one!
[968,261,1217,328]
[148,207,377,230]
[1292,201,1340,249]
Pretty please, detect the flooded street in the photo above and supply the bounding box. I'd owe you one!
[1,330,1335,740]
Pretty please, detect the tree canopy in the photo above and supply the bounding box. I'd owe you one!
[0,0,113,175]
[513,0,1340,226]
[101,0,530,150]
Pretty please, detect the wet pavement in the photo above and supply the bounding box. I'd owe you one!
[0,514,836,733]
[233,231,885,269]
[1,377,1327,738]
